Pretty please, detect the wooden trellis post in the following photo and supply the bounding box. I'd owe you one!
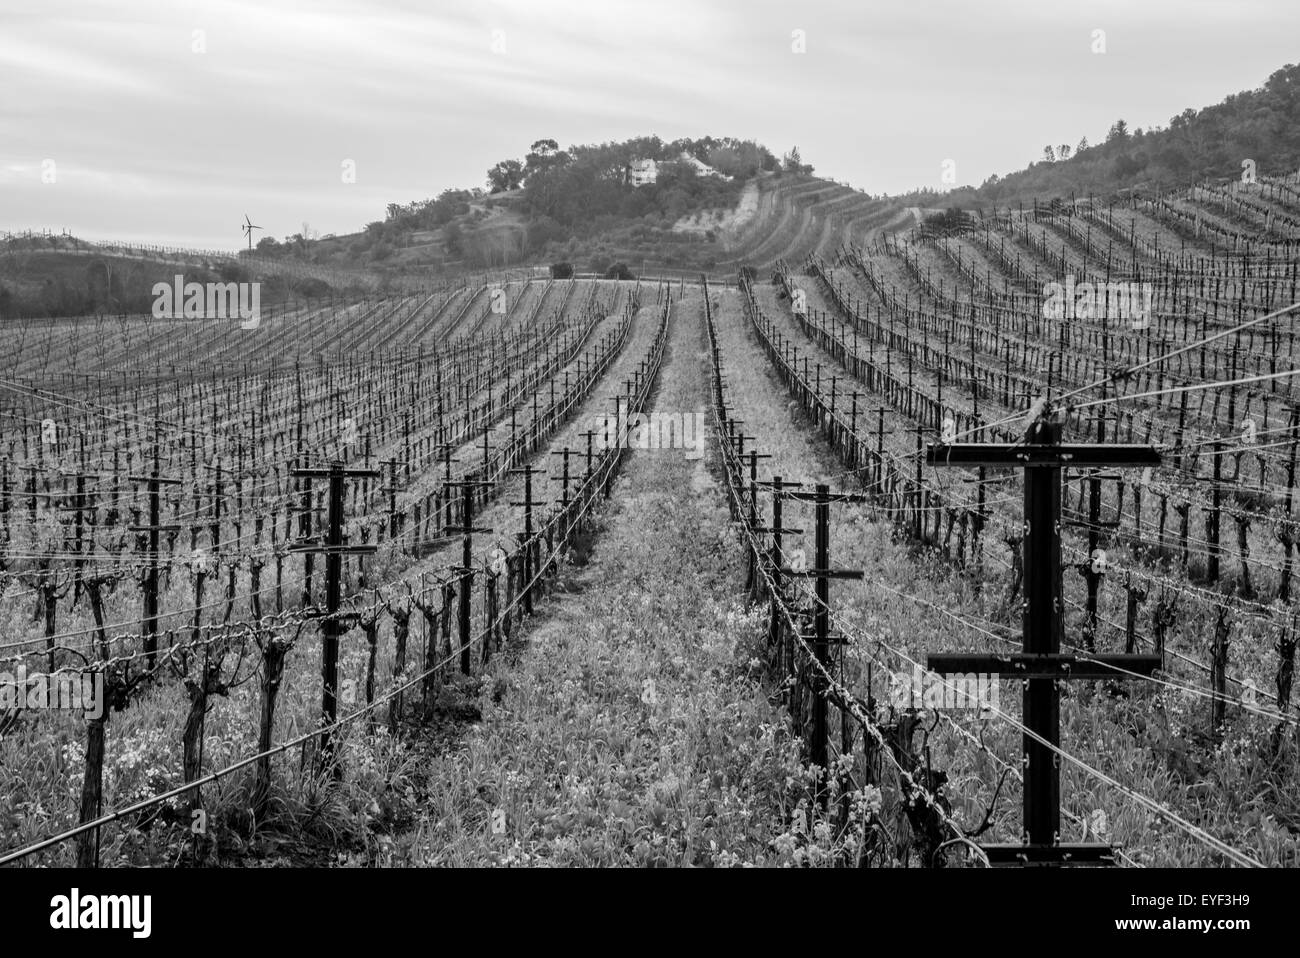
[508,467,544,614]
[550,448,574,545]
[443,478,493,674]
[289,462,378,775]
[128,455,181,671]
[925,414,1162,865]
[779,485,865,783]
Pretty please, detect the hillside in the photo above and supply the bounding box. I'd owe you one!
[218,65,1300,275]
[914,62,1300,210]
[256,172,904,281]
[0,231,415,319]
[7,61,1300,321]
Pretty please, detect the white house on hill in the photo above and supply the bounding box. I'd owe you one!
[628,153,729,188]
[629,158,658,186]
[676,153,726,179]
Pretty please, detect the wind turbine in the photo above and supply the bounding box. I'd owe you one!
[241,214,262,251]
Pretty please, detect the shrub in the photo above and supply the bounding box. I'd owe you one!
[296,277,334,299]
[218,262,250,283]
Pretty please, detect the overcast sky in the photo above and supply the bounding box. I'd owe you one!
[2,0,1296,250]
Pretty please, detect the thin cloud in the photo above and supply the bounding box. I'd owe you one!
[2,0,1297,248]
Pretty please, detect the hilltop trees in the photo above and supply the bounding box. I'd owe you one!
[488,159,525,193]
[959,62,1300,205]
[509,136,746,231]
[353,134,781,269]
[524,139,568,178]
[478,136,776,238]
[383,191,474,229]
[705,139,776,178]
[783,146,814,174]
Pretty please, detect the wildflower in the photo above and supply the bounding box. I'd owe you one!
[772,832,796,855]
[855,786,883,816]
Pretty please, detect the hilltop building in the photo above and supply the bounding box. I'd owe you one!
[627,153,729,187]
[676,153,726,179]
[629,158,658,186]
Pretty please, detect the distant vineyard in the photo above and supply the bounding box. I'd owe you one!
[0,272,675,864]
[2,171,1298,869]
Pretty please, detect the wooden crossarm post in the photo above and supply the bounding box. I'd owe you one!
[924,425,1160,866]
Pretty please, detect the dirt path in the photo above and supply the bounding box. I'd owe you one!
[375,291,814,867]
